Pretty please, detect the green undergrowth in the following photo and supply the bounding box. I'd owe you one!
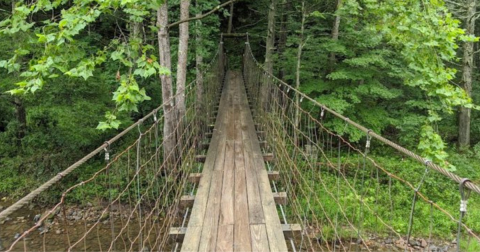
[277,149,480,244]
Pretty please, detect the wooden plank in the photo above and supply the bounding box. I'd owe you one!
[251,224,270,252]
[188,173,202,184]
[273,192,287,205]
[282,224,302,239]
[263,153,274,162]
[216,225,234,252]
[187,111,226,228]
[219,141,234,225]
[180,195,195,208]
[195,155,206,163]
[181,72,230,252]
[241,111,265,224]
[234,142,252,252]
[267,171,280,181]
[180,227,202,252]
[197,72,231,252]
[197,170,224,252]
[238,74,289,252]
[169,227,186,242]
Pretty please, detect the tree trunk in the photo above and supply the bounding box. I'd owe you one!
[195,2,205,142]
[328,0,342,73]
[175,0,190,124]
[458,0,476,149]
[157,3,176,167]
[293,0,305,147]
[227,2,234,33]
[277,0,289,80]
[263,0,276,110]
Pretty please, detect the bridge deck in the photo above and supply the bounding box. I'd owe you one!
[180,71,288,252]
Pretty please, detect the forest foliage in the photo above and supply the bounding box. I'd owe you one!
[0,0,479,212]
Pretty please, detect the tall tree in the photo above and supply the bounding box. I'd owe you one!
[157,3,176,165]
[175,0,191,124]
[329,0,342,72]
[458,0,477,149]
[276,0,289,80]
[228,2,234,33]
[294,0,306,146]
[264,0,276,109]
[195,1,204,137]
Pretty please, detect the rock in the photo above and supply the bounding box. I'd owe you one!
[409,240,419,247]
[13,233,20,239]
[420,239,428,248]
[395,239,407,250]
[55,229,61,235]
[429,245,438,251]
[86,202,93,207]
[385,238,393,245]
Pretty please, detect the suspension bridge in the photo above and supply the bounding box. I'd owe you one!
[0,35,480,252]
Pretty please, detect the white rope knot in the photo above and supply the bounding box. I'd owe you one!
[460,200,467,213]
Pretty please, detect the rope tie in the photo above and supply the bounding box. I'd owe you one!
[104,141,110,162]
[365,130,372,150]
[456,178,471,252]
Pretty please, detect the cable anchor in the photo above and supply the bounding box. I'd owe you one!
[104,141,110,162]
[365,130,372,149]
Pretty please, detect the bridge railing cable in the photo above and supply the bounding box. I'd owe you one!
[0,41,226,252]
[243,35,480,251]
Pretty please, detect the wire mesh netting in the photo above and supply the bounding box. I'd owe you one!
[0,43,225,252]
[243,39,480,252]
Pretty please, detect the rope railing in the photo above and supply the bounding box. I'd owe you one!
[0,41,225,252]
[243,37,480,251]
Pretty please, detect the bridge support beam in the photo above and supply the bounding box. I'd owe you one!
[273,192,287,205]
[188,173,202,184]
[263,153,274,162]
[169,227,187,242]
[180,195,195,208]
[195,155,206,163]
[267,171,280,181]
[282,224,302,239]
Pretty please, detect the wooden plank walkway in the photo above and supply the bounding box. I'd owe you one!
[180,71,288,252]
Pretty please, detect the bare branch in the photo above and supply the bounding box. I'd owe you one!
[168,0,239,28]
